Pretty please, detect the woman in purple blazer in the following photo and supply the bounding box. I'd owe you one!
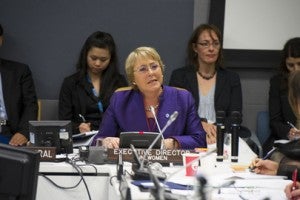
[92,47,206,149]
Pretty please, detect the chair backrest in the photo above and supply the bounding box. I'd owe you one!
[37,99,59,120]
[256,111,271,145]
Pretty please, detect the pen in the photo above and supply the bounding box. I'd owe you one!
[287,121,299,131]
[78,114,86,122]
[249,147,277,171]
[292,168,298,192]
[262,147,277,160]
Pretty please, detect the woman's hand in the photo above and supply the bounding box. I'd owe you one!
[250,158,278,175]
[288,128,300,140]
[201,122,217,144]
[101,137,120,149]
[79,122,91,133]
[164,138,179,149]
[285,181,300,200]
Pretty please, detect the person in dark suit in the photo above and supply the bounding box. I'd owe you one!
[0,24,38,145]
[267,38,300,154]
[59,31,127,134]
[250,70,300,200]
[169,24,242,144]
[92,46,206,149]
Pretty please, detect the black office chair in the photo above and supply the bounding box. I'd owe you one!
[244,111,270,158]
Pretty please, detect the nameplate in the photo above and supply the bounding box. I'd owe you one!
[23,146,56,161]
[107,149,196,164]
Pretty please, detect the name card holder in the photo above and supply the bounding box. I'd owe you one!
[107,149,196,164]
[23,146,56,161]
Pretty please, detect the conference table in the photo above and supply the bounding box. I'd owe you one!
[36,138,291,200]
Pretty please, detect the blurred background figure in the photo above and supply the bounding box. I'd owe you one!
[0,23,38,146]
[169,24,243,144]
[251,70,300,200]
[266,38,300,154]
[59,31,127,134]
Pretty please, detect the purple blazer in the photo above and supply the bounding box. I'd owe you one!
[92,86,207,149]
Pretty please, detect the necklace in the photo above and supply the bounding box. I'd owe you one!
[145,104,159,112]
[197,70,216,80]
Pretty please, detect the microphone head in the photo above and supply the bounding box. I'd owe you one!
[150,106,156,115]
[216,110,225,124]
[230,111,242,124]
[170,111,178,122]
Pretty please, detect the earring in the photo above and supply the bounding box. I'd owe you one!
[194,52,198,58]
[132,82,136,85]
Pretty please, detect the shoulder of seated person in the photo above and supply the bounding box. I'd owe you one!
[115,86,133,92]
[169,86,187,92]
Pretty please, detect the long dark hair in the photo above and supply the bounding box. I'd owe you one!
[279,37,300,90]
[0,24,3,36]
[186,24,223,69]
[76,31,126,107]
[289,70,300,118]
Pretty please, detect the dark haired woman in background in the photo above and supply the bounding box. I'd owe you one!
[59,31,127,134]
[250,70,300,200]
[169,24,243,144]
[267,37,300,154]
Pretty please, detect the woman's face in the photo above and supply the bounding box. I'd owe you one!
[87,47,111,75]
[286,57,300,72]
[132,57,163,94]
[193,30,220,66]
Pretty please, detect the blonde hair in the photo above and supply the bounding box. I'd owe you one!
[125,46,164,89]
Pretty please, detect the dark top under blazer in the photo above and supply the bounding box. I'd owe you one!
[0,59,38,138]
[169,66,242,130]
[269,74,295,140]
[59,72,127,134]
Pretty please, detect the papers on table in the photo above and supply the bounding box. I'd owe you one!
[72,130,98,147]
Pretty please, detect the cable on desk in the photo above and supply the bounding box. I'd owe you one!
[110,175,118,186]
[67,158,92,200]
[39,158,92,200]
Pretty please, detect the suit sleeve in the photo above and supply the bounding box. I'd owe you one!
[91,92,120,145]
[58,78,80,134]
[171,92,207,149]
[18,65,38,137]
[277,165,300,180]
[269,77,290,139]
[169,70,184,88]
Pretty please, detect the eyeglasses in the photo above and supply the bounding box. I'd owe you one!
[134,63,160,74]
[286,62,300,69]
[196,41,220,49]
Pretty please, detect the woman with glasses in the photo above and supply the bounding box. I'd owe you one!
[266,37,300,154]
[92,46,206,149]
[169,24,243,144]
[59,31,127,134]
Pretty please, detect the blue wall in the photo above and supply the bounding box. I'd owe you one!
[0,0,194,99]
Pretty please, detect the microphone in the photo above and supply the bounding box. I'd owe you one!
[230,111,241,162]
[140,111,179,170]
[117,152,123,181]
[148,166,165,200]
[216,111,225,162]
[130,144,167,180]
[197,174,208,200]
[129,111,178,180]
[147,165,189,200]
[150,106,165,149]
